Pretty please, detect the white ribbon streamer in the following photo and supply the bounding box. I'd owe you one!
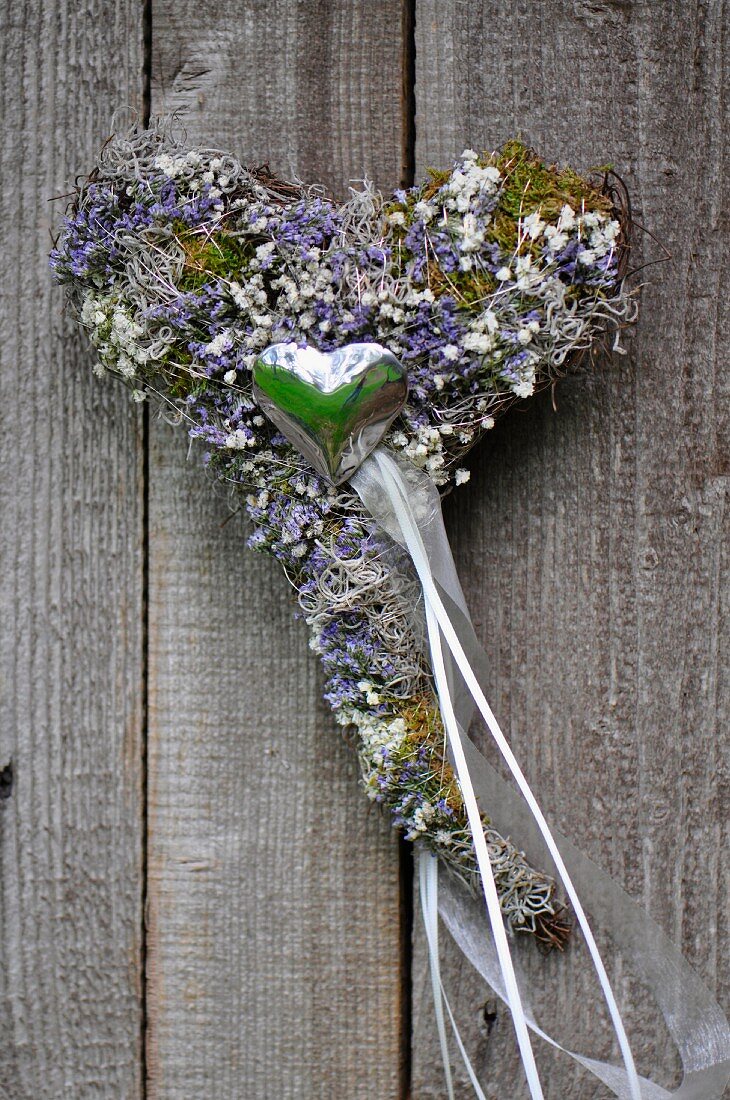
[423,566,546,1097]
[420,845,456,1100]
[419,849,489,1100]
[351,447,730,1100]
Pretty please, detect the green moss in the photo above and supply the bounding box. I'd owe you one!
[421,166,452,202]
[490,139,612,254]
[391,697,466,817]
[495,139,611,217]
[152,345,200,399]
[425,262,497,306]
[175,223,253,291]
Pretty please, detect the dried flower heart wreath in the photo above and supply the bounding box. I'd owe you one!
[52,121,729,1099]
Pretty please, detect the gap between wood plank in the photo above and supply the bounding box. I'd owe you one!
[141,2,152,1097]
[401,0,417,192]
[399,2,417,1096]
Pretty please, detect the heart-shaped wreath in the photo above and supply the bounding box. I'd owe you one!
[51,119,634,949]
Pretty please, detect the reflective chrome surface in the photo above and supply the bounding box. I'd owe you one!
[253,342,408,485]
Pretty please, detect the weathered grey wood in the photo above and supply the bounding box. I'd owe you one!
[413,2,729,1096]
[147,4,406,1096]
[0,3,145,1097]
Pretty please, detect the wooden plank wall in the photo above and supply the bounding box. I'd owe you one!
[0,1,727,1098]
[0,2,145,1098]
[146,4,406,1098]
[412,2,729,1096]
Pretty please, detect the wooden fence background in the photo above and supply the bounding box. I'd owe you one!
[1,1,727,1096]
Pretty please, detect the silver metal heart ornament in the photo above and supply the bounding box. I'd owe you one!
[252,342,408,485]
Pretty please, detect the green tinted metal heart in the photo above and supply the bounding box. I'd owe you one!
[253,342,408,485]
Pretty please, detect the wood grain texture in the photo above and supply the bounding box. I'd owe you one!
[147,4,406,1096]
[413,2,729,1097]
[0,2,145,1097]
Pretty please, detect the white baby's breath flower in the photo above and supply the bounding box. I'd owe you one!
[496,266,513,281]
[255,241,277,263]
[413,200,434,222]
[204,330,232,357]
[224,429,250,450]
[543,225,568,252]
[153,153,176,177]
[455,468,470,485]
[223,369,237,385]
[580,210,601,229]
[79,292,98,323]
[462,331,494,354]
[558,204,576,231]
[514,379,535,399]
[522,211,545,240]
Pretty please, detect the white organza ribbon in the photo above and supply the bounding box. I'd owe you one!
[351,447,730,1100]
